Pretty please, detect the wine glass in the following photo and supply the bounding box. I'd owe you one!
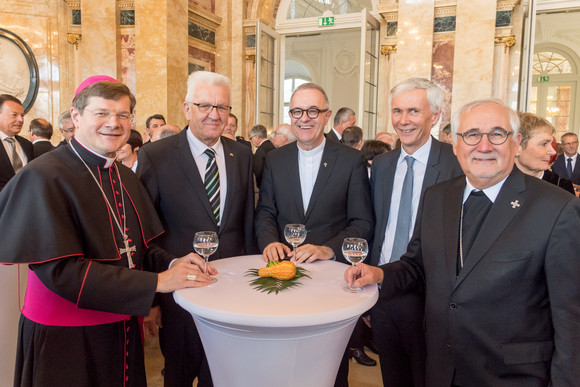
[193,231,219,283]
[284,224,307,261]
[342,237,368,293]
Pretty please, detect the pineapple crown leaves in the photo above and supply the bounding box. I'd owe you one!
[245,266,311,294]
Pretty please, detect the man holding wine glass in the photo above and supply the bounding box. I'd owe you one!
[255,82,374,386]
[137,71,256,386]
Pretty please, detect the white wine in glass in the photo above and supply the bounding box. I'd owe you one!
[342,237,368,293]
[193,231,219,283]
[284,224,307,261]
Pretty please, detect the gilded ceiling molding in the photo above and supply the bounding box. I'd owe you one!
[67,33,82,46]
[497,0,520,12]
[434,6,456,18]
[117,1,134,10]
[245,54,256,64]
[64,0,80,9]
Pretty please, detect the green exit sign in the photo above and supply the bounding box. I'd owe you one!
[318,16,335,27]
[537,76,550,82]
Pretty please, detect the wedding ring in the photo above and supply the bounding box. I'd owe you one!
[186,274,197,281]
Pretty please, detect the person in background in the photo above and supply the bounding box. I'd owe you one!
[361,140,391,177]
[0,94,34,192]
[143,114,166,145]
[57,110,75,146]
[441,123,453,144]
[29,118,55,157]
[151,123,180,142]
[374,131,396,148]
[516,112,574,195]
[340,125,363,150]
[271,123,296,148]
[116,129,143,172]
[552,131,580,191]
[224,112,251,148]
[327,107,356,142]
[250,124,276,188]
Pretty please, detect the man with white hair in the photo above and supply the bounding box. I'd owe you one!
[137,71,256,386]
[271,123,296,148]
[368,77,462,387]
[347,99,580,386]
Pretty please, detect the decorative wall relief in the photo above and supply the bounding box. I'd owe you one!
[432,40,454,128]
[0,28,39,113]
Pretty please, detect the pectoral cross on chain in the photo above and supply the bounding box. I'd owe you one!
[120,234,136,269]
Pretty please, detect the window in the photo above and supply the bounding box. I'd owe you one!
[283,78,310,124]
[286,0,373,19]
[533,52,573,74]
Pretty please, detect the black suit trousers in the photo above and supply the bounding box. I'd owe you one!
[371,291,426,387]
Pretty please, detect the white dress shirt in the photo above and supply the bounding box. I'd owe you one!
[379,136,432,265]
[298,138,325,214]
[187,130,227,225]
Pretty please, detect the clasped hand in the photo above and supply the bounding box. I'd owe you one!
[344,263,384,288]
[263,242,334,263]
[156,252,218,293]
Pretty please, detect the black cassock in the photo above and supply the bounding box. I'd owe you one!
[0,138,174,386]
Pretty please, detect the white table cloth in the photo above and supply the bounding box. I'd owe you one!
[174,255,378,387]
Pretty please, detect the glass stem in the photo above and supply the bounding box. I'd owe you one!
[204,256,208,274]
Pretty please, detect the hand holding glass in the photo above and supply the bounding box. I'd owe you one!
[194,231,219,283]
[284,224,307,261]
[342,238,368,292]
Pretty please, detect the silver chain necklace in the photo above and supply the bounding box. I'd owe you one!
[70,142,136,269]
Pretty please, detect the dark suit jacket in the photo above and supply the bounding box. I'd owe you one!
[369,138,463,266]
[326,129,340,143]
[255,140,374,263]
[380,167,580,386]
[137,130,256,259]
[236,136,251,148]
[253,139,276,188]
[542,168,575,195]
[0,135,34,192]
[552,153,580,184]
[33,140,55,158]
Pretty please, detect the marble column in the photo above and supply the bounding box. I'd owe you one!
[80,0,121,80]
[394,0,435,82]
[452,0,497,113]
[135,0,188,130]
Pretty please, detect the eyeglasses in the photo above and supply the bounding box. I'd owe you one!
[563,141,579,146]
[289,107,328,120]
[61,128,75,133]
[456,128,513,146]
[192,103,232,115]
[84,108,134,122]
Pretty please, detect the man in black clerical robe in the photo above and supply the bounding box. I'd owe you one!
[0,77,212,387]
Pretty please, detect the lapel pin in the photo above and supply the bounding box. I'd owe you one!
[323,162,327,167]
[511,200,520,209]
[229,153,234,157]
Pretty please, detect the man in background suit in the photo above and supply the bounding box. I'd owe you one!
[552,132,580,191]
[255,83,373,386]
[0,94,34,192]
[368,78,463,387]
[347,99,580,386]
[29,118,55,157]
[56,111,75,147]
[137,71,255,387]
[327,107,356,142]
[250,124,275,188]
[224,113,251,148]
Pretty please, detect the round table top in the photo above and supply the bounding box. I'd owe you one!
[174,255,378,328]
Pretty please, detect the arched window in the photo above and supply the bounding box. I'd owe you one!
[533,51,573,74]
[286,0,373,19]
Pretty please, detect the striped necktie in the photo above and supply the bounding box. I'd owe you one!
[5,137,23,173]
[204,148,220,224]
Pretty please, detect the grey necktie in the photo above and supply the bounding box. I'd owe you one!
[5,137,23,173]
[390,156,415,262]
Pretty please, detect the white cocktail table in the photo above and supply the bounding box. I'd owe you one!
[174,255,378,387]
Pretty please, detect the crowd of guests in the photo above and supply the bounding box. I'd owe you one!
[0,70,578,387]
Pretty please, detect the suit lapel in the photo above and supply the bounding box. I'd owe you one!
[574,156,580,182]
[454,169,526,289]
[421,138,442,195]
[0,141,14,174]
[443,178,465,286]
[287,144,305,221]
[174,131,217,226]
[305,141,338,221]
[220,139,237,229]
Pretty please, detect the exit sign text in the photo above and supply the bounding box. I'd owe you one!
[537,76,550,82]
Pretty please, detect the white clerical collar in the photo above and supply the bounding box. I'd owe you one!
[74,136,117,168]
[399,135,432,166]
[298,137,326,157]
[463,175,508,204]
[187,129,224,159]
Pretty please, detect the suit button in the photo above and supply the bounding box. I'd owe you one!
[450,303,457,310]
